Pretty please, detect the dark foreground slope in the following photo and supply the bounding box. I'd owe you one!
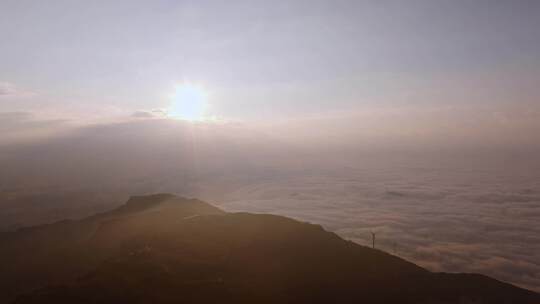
[0,194,538,304]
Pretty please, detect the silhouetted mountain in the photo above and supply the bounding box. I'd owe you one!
[0,194,538,303]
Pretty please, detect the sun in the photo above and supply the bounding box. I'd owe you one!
[167,84,208,120]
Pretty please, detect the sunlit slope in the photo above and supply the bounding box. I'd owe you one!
[1,194,538,303]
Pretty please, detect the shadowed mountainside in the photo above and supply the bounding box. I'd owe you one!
[0,194,538,303]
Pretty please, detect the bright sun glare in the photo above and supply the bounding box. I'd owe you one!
[168,84,207,121]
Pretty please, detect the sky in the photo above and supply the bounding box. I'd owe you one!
[1,0,539,123]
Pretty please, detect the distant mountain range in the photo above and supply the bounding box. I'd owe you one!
[1,194,538,303]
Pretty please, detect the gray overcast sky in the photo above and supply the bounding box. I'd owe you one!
[1,0,539,122]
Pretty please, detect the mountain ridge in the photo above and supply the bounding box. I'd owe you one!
[1,194,538,303]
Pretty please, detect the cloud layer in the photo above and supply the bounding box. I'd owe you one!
[219,167,540,291]
[0,115,539,292]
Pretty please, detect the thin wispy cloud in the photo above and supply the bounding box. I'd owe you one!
[0,82,35,97]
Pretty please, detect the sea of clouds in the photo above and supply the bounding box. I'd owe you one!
[217,166,540,291]
[1,114,539,292]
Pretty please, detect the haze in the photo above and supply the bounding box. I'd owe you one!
[1,0,540,293]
